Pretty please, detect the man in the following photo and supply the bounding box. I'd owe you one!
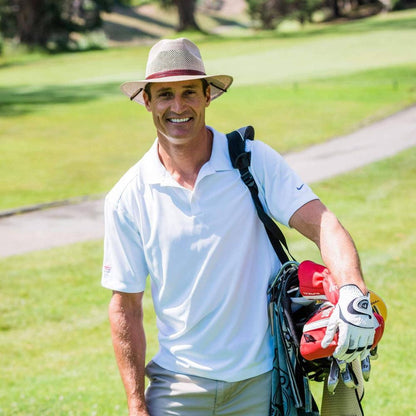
[102,38,376,416]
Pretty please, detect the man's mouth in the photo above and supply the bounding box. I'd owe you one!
[168,117,191,124]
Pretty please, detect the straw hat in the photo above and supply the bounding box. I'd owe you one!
[120,38,233,105]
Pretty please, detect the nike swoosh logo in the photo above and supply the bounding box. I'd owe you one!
[296,184,304,190]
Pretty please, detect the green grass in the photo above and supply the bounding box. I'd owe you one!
[0,147,414,415]
[0,241,157,415]
[0,9,416,211]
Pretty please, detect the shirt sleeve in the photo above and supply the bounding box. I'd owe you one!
[248,140,319,227]
[101,195,149,293]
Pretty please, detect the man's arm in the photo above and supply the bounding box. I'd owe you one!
[289,199,366,292]
[109,291,149,416]
[289,199,376,362]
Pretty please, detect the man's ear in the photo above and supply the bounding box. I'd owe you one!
[143,91,152,112]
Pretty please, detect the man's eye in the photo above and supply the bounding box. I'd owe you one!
[158,92,172,98]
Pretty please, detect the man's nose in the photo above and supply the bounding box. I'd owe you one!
[170,95,186,113]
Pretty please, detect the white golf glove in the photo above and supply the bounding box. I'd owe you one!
[321,284,376,363]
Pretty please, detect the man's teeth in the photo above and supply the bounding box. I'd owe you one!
[170,118,191,123]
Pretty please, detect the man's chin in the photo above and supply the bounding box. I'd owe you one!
[159,132,192,146]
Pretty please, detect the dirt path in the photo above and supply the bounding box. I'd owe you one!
[1,105,415,258]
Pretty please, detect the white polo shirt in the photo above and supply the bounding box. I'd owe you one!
[102,127,318,382]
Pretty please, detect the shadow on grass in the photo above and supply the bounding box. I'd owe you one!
[114,4,176,30]
[208,15,250,29]
[0,82,121,117]
[103,20,160,42]
[0,60,39,71]
[207,10,416,43]
[278,11,416,39]
[318,13,416,32]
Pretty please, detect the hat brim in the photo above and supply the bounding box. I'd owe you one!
[120,74,233,105]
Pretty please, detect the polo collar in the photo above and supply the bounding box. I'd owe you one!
[141,127,233,186]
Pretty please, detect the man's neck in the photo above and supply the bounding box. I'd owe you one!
[157,127,213,190]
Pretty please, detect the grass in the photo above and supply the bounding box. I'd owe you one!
[0,9,416,211]
[0,147,414,415]
[0,241,153,415]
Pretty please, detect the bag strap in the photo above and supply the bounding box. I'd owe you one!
[226,126,294,265]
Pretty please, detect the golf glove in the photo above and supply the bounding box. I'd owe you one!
[321,284,376,362]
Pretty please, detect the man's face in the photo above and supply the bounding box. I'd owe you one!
[143,79,211,146]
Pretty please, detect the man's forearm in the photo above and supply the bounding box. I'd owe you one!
[290,200,375,361]
[318,210,367,293]
[109,292,148,415]
[290,200,367,293]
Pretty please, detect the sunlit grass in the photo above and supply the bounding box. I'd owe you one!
[1,60,415,211]
[1,10,416,211]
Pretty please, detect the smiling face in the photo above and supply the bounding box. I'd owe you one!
[143,79,211,147]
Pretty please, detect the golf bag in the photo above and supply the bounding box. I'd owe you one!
[227,127,321,415]
[267,261,322,416]
[226,126,384,416]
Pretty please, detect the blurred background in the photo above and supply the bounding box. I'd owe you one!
[1,0,415,51]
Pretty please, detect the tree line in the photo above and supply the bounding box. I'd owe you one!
[0,0,413,52]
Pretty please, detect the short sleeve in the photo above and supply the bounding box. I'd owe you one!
[248,140,319,227]
[101,196,149,293]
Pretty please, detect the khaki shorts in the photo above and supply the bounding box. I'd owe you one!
[145,361,271,416]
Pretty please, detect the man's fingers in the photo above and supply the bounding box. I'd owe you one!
[332,325,349,359]
[338,349,361,363]
[360,348,371,364]
[321,314,338,348]
[334,331,375,362]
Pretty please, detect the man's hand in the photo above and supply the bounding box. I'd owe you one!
[109,291,148,415]
[321,284,376,362]
[129,406,150,416]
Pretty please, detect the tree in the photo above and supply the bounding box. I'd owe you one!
[246,0,281,30]
[330,0,341,17]
[159,0,202,32]
[14,0,63,45]
[246,0,323,29]
[0,0,114,49]
[175,0,201,31]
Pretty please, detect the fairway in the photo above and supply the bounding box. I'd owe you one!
[1,9,416,211]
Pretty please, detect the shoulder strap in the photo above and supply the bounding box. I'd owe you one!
[226,127,294,264]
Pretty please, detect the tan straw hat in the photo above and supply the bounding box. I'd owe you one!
[120,38,233,105]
